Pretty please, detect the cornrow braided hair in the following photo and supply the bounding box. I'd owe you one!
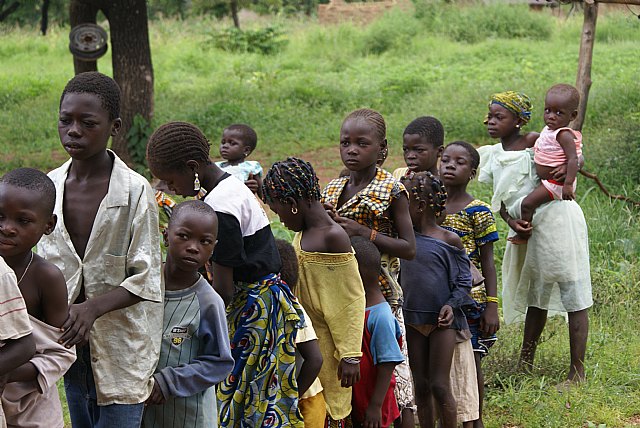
[401,171,447,218]
[262,157,321,204]
[343,108,387,143]
[147,121,211,172]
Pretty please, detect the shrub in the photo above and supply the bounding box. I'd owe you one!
[209,26,288,54]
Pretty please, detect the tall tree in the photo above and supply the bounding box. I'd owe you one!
[69,0,153,166]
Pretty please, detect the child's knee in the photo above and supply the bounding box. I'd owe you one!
[429,380,452,401]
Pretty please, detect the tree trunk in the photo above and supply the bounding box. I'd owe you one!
[40,0,50,35]
[103,0,154,166]
[230,0,240,28]
[69,0,99,73]
[574,0,598,132]
[0,1,20,22]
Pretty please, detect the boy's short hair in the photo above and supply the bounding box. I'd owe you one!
[275,239,299,289]
[547,84,580,111]
[403,116,444,147]
[350,236,381,275]
[1,168,56,216]
[60,72,121,120]
[225,124,258,151]
[169,200,218,234]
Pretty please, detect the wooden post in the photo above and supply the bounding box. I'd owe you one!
[574,0,598,131]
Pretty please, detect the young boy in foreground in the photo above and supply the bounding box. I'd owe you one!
[37,71,163,427]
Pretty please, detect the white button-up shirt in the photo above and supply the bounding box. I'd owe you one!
[37,151,163,405]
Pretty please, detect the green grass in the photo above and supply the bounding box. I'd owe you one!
[2,4,639,427]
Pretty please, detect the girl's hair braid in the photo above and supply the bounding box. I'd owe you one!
[401,171,448,218]
[343,108,386,143]
[262,157,321,204]
[146,121,211,172]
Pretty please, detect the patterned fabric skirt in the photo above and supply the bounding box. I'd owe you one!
[217,274,305,427]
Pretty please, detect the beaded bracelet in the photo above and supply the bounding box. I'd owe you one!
[369,229,378,242]
[343,357,361,365]
[486,296,499,304]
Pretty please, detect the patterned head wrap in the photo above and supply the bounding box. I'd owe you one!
[487,91,532,125]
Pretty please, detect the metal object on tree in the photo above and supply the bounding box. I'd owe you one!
[69,24,108,61]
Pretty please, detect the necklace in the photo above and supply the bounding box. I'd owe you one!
[17,252,34,285]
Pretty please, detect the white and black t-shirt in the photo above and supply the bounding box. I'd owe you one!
[204,174,281,283]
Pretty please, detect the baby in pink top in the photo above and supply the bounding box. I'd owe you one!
[513,84,582,244]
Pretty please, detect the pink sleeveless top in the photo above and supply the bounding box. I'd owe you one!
[534,126,582,167]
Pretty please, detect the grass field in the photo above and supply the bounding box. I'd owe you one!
[1,2,640,426]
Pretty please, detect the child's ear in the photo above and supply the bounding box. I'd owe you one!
[470,168,477,181]
[162,229,169,247]
[111,118,122,137]
[44,214,57,235]
[570,109,578,121]
[287,197,299,214]
[185,160,200,173]
[437,146,444,157]
[243,146,252,157]
[417,198,428,213]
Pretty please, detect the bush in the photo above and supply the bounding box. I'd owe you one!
[209,26,288,54]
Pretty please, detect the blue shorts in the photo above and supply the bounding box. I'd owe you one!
[464,302,497,358]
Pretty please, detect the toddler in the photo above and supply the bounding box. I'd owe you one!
[0,168,75,428]
[350,236,404,428]
[515,84,582,243]
[143,200,234,427]
[215,124,263,197]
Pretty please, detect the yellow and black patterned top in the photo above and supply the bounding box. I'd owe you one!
[321,168,408,307]
[442,199,498,303]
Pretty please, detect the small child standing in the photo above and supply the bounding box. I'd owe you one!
[513,84,583,244]
[393,116,445,180]
[399,172,474,428]
[274,239,325,428]
[440,142,500,428]
[143,200,234,427]
[0,168,76,428]
[38,71,164,427]
[262,157,365,426]
[215,124,263,197]
[350,236,404,428]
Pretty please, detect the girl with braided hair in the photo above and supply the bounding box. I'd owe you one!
[262,157,365,428]
[321,108,416,428]
[399,172,474,428]
[146,122,305,427]
[480,91,591,387]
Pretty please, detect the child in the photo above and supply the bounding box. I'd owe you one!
[0,260,35,428]
[143,200,234,427]
[393,116,445,180]
[480,90,591,385]
[215,124,263,197]
[399,171,474,428]
[274,239,326,428]
[37,71,164,427]
[350,236,404,428]
[512,84,583,244]
[0,168,76,428]
[440,142,499,428]
[392,125,480,427]
[146,122,304,426]
[262,157,365,426]
[321,108,416,428]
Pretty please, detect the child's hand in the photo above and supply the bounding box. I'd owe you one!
[480,303,500,336]
[507,218,533,237]
[244,174,259,193]
[337,359,360,387]
[363,403,383,428]
[438,305,454,328]
[334,216,368,238]
[145,381,166,406]
[550,164,568,181]
[59,301,98,348]
[562,184,575,200]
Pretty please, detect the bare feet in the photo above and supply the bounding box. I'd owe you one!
[555,376,585,393]
[508,234,530,245]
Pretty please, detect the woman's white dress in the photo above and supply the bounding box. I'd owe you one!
[478,144,592,324]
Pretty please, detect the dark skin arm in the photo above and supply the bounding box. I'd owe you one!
[0,334,35,376]
[479,243,499,336]
[245,173,264,199]
[296,339,323,397]
[145,380,167,405]
[59,288,142,348]
[331,194,416,260]
[438,305,454,328]
[363,362,397,428]
[556,130,579,200]
[9,264,68,383]
[337,360,360,388]
[500,202,532,238]
[212,262,235,306]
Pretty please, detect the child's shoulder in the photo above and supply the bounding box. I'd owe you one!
[322,223,352,253]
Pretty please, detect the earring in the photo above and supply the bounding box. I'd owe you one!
[516,124,521,129]
[194,172,201,191]
[291,207,298,215]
